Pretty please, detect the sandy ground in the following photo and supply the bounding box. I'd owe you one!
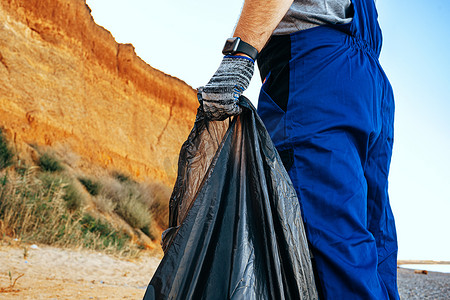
[1,243,449,299]
[0,244,161,299]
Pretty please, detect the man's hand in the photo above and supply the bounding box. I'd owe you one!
[199,55,254,121]
[198,0,293,121]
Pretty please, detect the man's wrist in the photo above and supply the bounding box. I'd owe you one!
[234,53,251,59]
[222,37,258,61]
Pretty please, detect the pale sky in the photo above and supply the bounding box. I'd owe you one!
[85,0,450,261]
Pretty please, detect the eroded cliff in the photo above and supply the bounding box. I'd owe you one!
[0,0,198,185]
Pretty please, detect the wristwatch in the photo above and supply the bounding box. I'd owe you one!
[222,37,258,61]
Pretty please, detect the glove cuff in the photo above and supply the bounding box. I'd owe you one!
[204,55,254,97]
[224,54,255,64]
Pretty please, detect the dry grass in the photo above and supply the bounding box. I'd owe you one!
[38,171,85,211]
[0,168,72,245]
[78,176,101,196]
[115,195,151,229]
[0,168,139,257]
[0,271,24,293]
[94,176,171,239]
[139,182,171,229]
[0,128,14,170]
[0,132,171,255]
[92,195,116,214]
[38,152,64,172]
[99,176,153,231]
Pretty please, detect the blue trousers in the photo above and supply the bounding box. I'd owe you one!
[257,1,399,298]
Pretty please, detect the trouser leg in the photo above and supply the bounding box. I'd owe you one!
[365,81,399,299]
[287,129,389,299]
[257,27,399,299]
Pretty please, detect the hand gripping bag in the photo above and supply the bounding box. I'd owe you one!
[143,96,318,300]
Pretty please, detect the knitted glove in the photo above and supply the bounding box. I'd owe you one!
[198,55,254,121]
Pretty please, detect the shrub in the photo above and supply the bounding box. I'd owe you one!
[63,181,84,211]
[78,177,101,196]
[0,169,139,257]
[0,169,77,245]
[38,152,64,172]
[115,194,151,230]
[38,172,84,211]
[99,175,157,235]
[39,171,64,191]
[92,195,116,214]
[141,225,157,240]
[15,160,29,176]
[80,214,130,250]
[112,171,132,183]
[99,176,124,203]
[0,129,14,170]
[139,182,171,229]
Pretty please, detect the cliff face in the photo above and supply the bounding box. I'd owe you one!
[0,0,198,184]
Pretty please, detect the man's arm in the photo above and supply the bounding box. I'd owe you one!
[233,0,294,53]
[200,0,293,120]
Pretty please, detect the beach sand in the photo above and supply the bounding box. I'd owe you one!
[0,244,160,299]
[1,244,449,299]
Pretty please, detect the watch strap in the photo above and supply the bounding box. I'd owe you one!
[222,37,258,61]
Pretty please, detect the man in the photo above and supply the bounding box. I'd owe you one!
[200,0,399,299]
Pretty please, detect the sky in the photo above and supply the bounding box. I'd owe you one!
[85,0,450,261]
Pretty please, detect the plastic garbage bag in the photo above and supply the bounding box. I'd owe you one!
[143,96,318,300]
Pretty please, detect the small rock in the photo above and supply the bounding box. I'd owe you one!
[30,244,38,249]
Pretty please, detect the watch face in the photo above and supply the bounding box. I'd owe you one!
[222,37,240,54]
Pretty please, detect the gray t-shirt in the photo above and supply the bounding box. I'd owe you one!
[273,0,354,35]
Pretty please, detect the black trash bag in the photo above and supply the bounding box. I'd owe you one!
[143,96,318,300]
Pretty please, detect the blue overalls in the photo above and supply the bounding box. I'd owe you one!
[257,0,399,298]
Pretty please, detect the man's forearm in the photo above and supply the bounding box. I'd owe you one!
[233,0,293,53]
[200,0,292,120]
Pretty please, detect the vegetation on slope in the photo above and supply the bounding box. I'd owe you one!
[0,130,171,256]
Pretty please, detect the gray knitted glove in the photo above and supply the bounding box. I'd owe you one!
[198,55,254,121]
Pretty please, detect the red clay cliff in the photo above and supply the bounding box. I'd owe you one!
[0,0,198,185]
